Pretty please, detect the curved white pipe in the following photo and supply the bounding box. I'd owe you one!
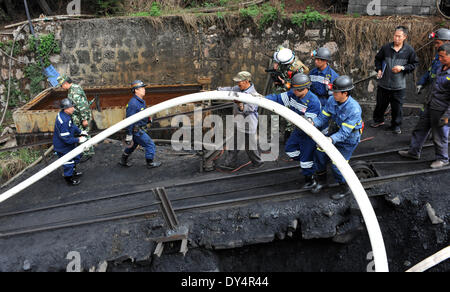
[0,91,389,272]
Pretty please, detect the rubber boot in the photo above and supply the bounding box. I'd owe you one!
[331,184,352,201]
[119,153,132,167]
[311,172,327,194]
[64,176,80,186]
[147,159,162,169]
[302,175,317,190]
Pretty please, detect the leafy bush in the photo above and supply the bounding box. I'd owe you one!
[28,33,60,68]
[150,2,162,16]
[291,6,331,26]
[239,3,281,29]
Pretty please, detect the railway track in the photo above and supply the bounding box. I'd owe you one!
[0,144,448,239]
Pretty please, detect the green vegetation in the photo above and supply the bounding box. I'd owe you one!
[150,2,162,16]
[28,33,60,68]
[291,6,331,26]
[239,3,283,29]
[0,40,22,57]
[2,78,26,108]
[94,0,123,16]
[0,148,42,181]
[26,33,60,95]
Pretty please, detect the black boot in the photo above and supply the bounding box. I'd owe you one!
[311,172,327,194]
[64,176,80,186]
[73,167,83,177]
[119,153,132,167]
[302,175,317,190]
[331,184,352,201]
[147,159,162,169]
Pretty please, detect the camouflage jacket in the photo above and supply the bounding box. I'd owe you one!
[273,56,310,92]
[68,84,92,122]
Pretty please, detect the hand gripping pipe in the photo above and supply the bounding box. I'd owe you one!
[0,91,389,272]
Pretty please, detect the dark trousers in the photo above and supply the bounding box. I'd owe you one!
[285,129,316,176]
[409,106,449,162]
[225,128,262,166]
[314,142,358,184]
[373,86,405,127]
[57,152,82,177]
[124,130,156,160]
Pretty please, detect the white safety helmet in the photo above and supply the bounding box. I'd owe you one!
[274,48,295,65]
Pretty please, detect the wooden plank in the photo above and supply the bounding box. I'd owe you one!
[4,15,95,29]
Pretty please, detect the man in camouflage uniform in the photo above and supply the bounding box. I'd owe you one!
[57,75,95,159]
[271,46,310,94]
[270,46,310,140]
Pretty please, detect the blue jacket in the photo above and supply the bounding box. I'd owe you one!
[418,54,441,87]
[126,95,149,135]
[53,111,81,153]
[314,96,363,145]
[309,66,339,101]
[266,89,321,126]
[429,65,450,118]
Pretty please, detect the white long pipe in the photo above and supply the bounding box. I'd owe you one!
[406,246,450,272]
[0,91,389,272]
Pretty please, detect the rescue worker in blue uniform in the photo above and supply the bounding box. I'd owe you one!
[119,80,162,169]
[399,43,450,169]
[53,98,87,186]
[416,28,450,94]
[265,74,321,190]
[309,47,339,107]
[311,76,363,200]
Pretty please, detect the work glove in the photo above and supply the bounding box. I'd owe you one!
[125,135,133,145]
[416,85,423,94]
[439,118,449,127]
[306,117,315,126]
[317,137,333,152]
[79,136,87,143]
[80,130,88,137]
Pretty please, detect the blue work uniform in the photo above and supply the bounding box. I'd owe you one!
[313,96,363,183]
[418,54,441,87]
[124,95,156,160]
[266,90,321,176]
[53,111,82,177]
[409,65,450,162]
[309,66,339,106]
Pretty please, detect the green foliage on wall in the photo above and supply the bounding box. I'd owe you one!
[291,7,331,26]
[25,33,60,95]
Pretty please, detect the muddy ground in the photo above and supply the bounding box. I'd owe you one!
[0,111,448,272]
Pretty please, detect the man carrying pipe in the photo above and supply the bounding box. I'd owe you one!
[53,98,87,186]
[119,80,162,169]
[217,71,264,171]
[57,75,95,161]
[265,74,321,190]
[310,76,363,200]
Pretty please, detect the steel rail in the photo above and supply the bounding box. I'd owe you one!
[0,165,448,239]
[0,144,441,220]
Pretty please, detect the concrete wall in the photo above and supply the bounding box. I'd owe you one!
[348,0,437,15]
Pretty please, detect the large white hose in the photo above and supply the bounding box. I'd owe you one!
[0,91,389,272]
